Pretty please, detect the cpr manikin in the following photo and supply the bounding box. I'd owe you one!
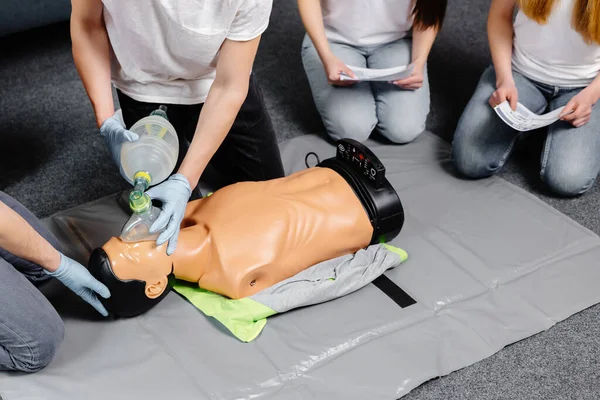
[89,140,405,317]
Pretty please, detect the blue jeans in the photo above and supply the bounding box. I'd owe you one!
[452,65,600,197]
[301,34,430,144]
[0,191,64,372]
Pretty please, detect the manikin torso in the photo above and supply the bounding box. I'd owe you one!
[104,167,374,299]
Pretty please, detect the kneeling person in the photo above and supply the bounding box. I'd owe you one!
[0,192,110,373]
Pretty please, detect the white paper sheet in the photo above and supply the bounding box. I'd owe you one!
[494,101,567,132]
[341,64,414,82]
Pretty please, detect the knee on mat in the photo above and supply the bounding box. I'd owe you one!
[378,119,425,144]
[11,312,64,373]
[451,146,497,179]
[325,114,376,143]
[542,167,596,197]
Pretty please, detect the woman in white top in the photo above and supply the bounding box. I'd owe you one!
[452,0,600,197]
[298,0,447,144]
[70,0,284,256]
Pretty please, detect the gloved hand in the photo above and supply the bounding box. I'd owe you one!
[44,253,111,316]
[147,174,192,255]
[99,113,139,170]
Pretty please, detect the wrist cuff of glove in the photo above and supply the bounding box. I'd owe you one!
[44,252,68,278]
[171,173,193,194]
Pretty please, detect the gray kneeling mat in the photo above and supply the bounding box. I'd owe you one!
[2,132,600,400]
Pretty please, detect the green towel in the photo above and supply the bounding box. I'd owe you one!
[173,243,407,342]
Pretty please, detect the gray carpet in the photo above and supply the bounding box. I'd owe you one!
[1,0,599,398]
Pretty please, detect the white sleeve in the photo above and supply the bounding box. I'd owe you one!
[227,0,273,41]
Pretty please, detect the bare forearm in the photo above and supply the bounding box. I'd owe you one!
[177,82,248,188]
[488,0,517,86]
[0,203,60,272]
[411,27,438,70]
[298,0,334,62]
[177,35,260,189]
[583,74,600,103]
[71,19,114,127]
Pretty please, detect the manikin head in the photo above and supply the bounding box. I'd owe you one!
[89,197,214,317]
[88,238,176,317]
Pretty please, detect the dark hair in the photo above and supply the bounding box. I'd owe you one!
[413,0,448,31]
[88,247,176,318]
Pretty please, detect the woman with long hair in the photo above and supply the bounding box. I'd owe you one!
[298,0,447,143]
[452,0,600,196]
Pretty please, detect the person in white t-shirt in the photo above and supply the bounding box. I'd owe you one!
[452,0,600,197]
[298,0,447,144]
[70,0,284,256]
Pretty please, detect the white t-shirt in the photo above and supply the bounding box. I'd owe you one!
[321,0,414,47]
[101,0,272,104]
[512,0,600,87]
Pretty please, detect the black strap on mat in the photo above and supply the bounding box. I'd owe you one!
[372,275,416,308]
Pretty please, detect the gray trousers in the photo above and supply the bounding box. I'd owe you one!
[301,34,430,144]
[0,191,64,372]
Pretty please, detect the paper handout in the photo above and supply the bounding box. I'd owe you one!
[493,101,568,132]
[340,64,415,82]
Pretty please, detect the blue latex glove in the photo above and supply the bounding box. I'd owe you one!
[45,253,111,316]
[99,113,139,172]
[147,174,192,255]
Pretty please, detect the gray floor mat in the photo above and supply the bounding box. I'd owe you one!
[2,132,600,400]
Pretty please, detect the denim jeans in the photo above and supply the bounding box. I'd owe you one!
[117,73,285,190]
[301,34,430,144]
[0,191,64,372]
[452,65,600,197]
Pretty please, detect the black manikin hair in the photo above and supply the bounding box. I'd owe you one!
[88,247,176,318]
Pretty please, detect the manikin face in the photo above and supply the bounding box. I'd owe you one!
[102,237,173,298]
[89,205,212,317]
[88,237,175,318]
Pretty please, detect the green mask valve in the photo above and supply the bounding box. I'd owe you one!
[129,171,152,213]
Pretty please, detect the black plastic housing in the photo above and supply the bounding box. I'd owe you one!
[318,139,405,244]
